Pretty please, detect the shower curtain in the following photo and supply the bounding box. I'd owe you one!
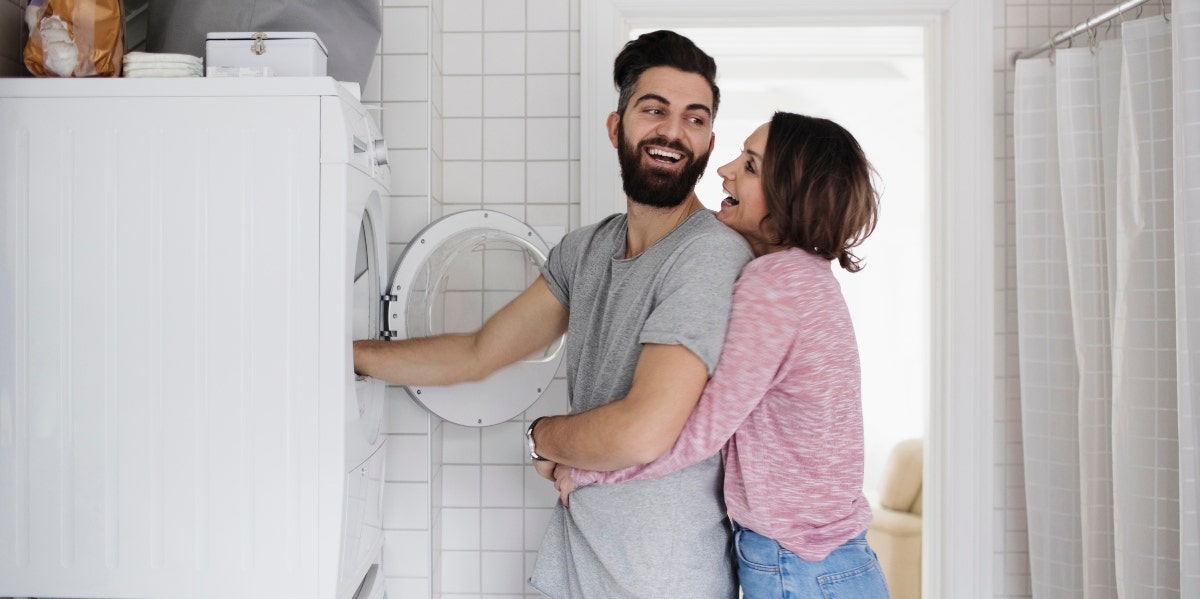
[1013,3,1199,597]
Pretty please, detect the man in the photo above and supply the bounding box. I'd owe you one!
[354,30,752,598]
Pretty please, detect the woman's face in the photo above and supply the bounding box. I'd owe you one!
[716,122,777,256]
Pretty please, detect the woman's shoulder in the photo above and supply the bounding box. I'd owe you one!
[737,249,838,298]
[744,248,830,277]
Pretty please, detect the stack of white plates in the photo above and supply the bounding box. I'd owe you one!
[122,52,203,78]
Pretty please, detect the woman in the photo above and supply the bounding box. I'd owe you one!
[557,111,889,598]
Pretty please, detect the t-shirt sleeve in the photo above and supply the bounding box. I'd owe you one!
[638,231,752,374]
[573,258,802,485]
[539,230,576,309]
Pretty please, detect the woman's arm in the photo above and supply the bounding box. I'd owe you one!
[570,261,801,486]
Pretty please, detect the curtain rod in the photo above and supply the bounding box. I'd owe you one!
[1013,0,1155,62]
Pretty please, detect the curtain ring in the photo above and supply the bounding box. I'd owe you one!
[1088,25,1099,55]
[1161,0,1170,22]
[1049,42,1057,65]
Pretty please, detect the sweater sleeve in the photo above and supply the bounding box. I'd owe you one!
[571,258,802,485]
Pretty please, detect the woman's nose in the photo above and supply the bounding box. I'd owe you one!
[717,159,735,180]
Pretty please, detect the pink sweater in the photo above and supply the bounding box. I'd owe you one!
[572,248,872,560]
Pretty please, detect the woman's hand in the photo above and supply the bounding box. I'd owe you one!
[553,464,579,507]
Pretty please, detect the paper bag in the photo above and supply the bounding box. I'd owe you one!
[24,0,124,77]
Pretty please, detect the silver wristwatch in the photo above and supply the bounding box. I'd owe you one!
[526,417,549,461]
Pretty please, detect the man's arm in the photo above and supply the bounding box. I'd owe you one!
[354,276,569,386]
[530,342,708,471]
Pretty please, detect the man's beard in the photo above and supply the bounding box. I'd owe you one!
[617,123,710,209]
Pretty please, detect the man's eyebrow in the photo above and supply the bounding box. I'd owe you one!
[632,93,713,117]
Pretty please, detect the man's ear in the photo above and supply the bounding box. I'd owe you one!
[708,132,716,155]
[606,112,620,148]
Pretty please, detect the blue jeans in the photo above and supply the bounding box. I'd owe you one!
[733,522,890,599]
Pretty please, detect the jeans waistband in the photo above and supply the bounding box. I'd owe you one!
[731,520,869,544]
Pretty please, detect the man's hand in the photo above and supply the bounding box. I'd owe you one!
[532,460,579,507]
[553,464,579,507]
[534,458,557,482]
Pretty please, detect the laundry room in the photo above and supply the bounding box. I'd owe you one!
[0,0,986,597]
[13,1,1196,599]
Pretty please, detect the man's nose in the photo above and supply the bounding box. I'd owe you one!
[654,118,684,143]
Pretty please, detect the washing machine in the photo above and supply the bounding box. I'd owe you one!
[0,77,389,599]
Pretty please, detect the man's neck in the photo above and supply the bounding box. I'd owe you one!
[623,193,705,258]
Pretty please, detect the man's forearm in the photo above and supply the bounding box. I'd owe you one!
[532,404,661,471]
[530,343,709,471]
[354,276,570,387]
[353,334,486,386]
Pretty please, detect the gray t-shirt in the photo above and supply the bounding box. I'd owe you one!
[531,210,753,598]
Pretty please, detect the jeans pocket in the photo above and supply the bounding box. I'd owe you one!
[816,556,890,599]
[734,528,780,573]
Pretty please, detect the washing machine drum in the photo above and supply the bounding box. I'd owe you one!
[386,210,564,427]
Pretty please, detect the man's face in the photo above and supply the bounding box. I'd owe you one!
[610,66,715,209]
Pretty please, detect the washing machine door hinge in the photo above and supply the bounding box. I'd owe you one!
[379,294,399,339]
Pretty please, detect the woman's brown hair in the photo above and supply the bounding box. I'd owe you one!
[760,111,881,272]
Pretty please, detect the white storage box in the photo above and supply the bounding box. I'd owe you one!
[205,31,328,77]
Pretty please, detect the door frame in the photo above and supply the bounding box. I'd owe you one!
[579,2,995,597]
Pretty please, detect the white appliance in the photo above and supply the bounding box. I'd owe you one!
[0,77,390,599]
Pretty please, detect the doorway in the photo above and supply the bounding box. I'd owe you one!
[638,24,931,502]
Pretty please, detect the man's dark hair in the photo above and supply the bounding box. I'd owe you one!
[612,30,719,117]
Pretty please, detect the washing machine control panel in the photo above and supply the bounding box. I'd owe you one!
[323,96,391,190]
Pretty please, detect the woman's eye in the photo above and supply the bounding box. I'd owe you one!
[745,161,756,174]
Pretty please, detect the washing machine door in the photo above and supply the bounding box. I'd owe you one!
[352,207,386,449]
[386,210,564,427]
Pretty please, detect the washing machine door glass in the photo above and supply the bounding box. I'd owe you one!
[387,210,564,427]
[353,211,385,446]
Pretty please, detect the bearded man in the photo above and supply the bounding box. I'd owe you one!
[354,30,752,599]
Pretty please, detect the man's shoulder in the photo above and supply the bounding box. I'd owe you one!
[677,211,753,258]
[558,213,624,248]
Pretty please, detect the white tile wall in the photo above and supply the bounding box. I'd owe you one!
[375,0,578,596]
[993,2,1169,598]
